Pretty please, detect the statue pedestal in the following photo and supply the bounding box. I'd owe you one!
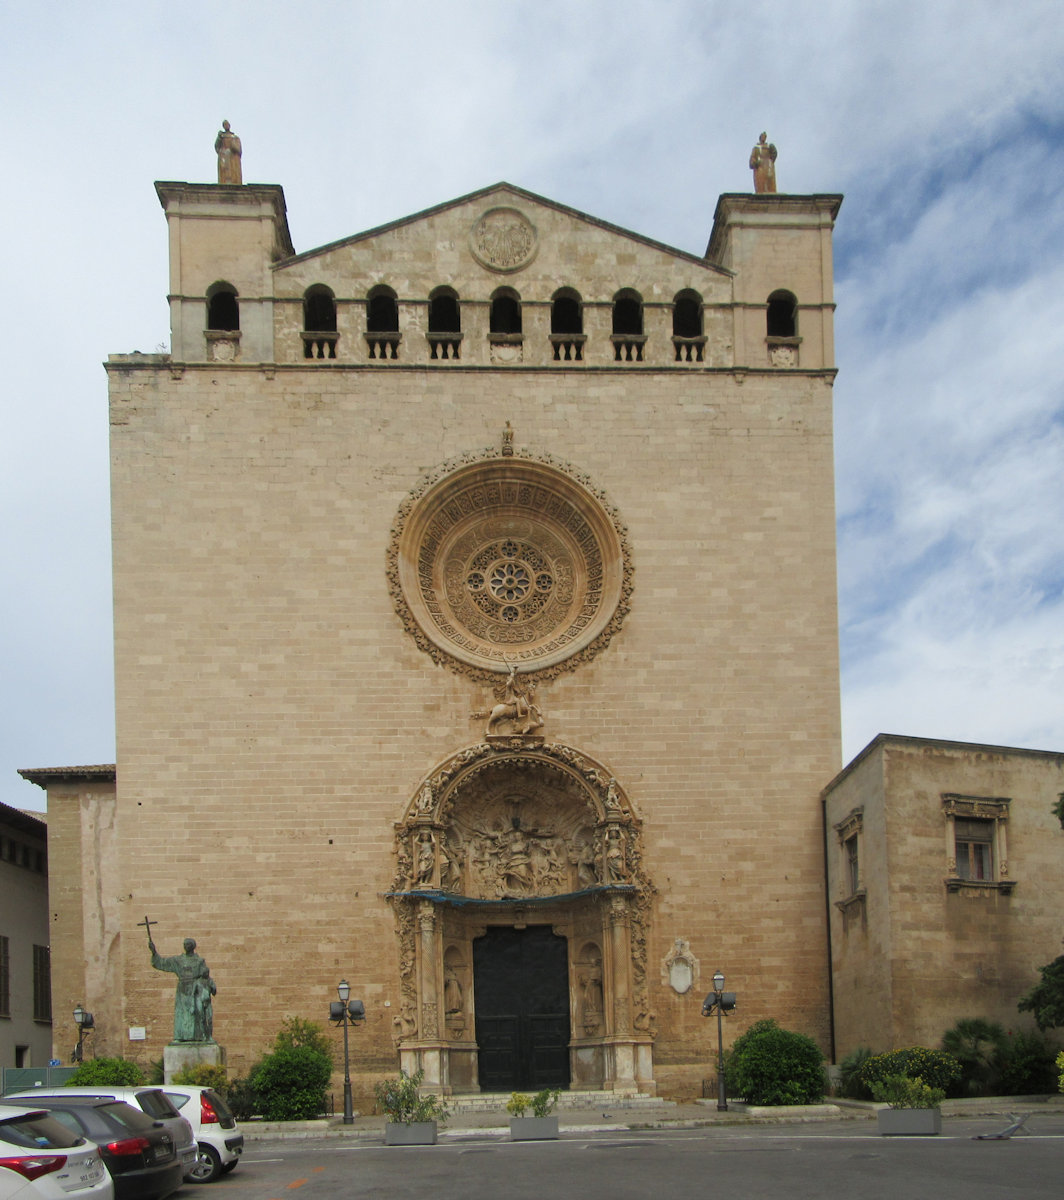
[163,1042,225,1084]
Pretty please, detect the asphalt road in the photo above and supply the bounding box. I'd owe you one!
[205,1119,1064,1200]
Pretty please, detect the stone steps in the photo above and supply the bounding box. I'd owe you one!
[445,1090,672,1114]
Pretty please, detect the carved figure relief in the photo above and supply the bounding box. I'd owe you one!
[478,662,544,738]
[470,207,538,273]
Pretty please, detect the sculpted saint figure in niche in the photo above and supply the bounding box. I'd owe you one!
[215,120,243,185]
[414,830,435,884]
[149,935,216,1043]
[749,132,778,194]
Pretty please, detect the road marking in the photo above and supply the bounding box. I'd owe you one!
[287,1179,307,1188]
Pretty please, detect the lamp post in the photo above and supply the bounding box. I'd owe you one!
[701,970,736,1112]
[72,1004,94,1063]
[329,981,365,1125]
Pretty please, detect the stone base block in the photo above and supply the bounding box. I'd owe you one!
[163,1042,225,1084]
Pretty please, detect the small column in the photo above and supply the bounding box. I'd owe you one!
[417,901,440,1041]
[609,896,631,1036]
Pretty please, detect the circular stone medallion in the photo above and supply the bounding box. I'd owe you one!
[391,457,630,676]
[470,207,538,274]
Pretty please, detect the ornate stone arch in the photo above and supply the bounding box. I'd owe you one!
[388,740,655,1093]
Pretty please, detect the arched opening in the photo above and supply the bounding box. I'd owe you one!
[367,286,399,332]
[206,283,239,332]
[490,289,522,335]
[611,290,643,336]
[550,289,584,362]
[303,286,337,359]
[611,289,644,361]
[672,290,705,362]
[766,290,797,338]
[428,287,461,360]
[365,285,400,360]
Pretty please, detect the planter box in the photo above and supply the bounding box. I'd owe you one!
[384,1121,438,1146]
[877,1108,941,1136]
[509,1116,560,1141]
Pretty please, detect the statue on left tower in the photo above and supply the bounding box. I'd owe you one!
[215,119,242,184]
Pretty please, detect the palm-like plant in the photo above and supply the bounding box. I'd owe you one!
[941,1018,1007,1095]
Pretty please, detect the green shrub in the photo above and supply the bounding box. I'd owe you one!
[869,1074,945,1109]
[251,1046,332,1121]
[171,1063,230,1095]
[837,1046,874,1099]
[374,1069,449,1125]
[1056,1050,1064,1093]
[995,1030,1057,1095]
[858,1047,961,1096]
[272,1017,333,1061]
[226,1073,261,1121]
[67,1058,145,1086]
[941,1018,1007,1096]
[724,1019,825,1105]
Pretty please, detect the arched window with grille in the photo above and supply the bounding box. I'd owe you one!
[549,288,584,362]
[611,289,645,361]
[672,289,705,362]
[365,285,400,360]
[303,285,337,359]
[428,287,462,360]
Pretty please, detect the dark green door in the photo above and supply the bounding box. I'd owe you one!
[473,925,571,1091]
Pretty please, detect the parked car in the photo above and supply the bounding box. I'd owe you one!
[158,1090,241,1185]
[0,1103,112,1200]
[4,1092,193,1179]
[0,1100,181,1200]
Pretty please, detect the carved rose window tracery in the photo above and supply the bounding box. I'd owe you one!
[389,452,632,679]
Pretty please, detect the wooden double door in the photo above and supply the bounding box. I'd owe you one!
[473,925,571,1091]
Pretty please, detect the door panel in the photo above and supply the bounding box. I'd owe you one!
[474,926,570,1090]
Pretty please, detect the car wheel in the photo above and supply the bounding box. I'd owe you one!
[187,1144,222,1184]
[220,1161,238,1175]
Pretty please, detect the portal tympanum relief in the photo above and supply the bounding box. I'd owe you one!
[388,443,651,1094]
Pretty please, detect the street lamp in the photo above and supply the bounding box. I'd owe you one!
[329,980,365,1125]
[701,970,736,1112]
[72,1004,94,1063]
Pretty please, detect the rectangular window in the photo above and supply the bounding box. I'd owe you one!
[32,944,51,1022]
[844,833,860,893]
[0,936,9,1017]
[955,818,994,880]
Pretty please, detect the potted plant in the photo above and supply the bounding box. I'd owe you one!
[374,1068,449,1145]
[872,1074,944,1136]
[507,1088,561,1140]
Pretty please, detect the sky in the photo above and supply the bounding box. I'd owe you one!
[2,1,1062,813]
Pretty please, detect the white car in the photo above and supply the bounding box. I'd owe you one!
[158,1089,242,1184]
[0,1104,112,1200]
[2,1090,195,1180]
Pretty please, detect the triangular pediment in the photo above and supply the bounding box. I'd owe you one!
[273,181,731,301]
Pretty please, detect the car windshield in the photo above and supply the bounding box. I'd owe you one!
[0,1113,85,1150]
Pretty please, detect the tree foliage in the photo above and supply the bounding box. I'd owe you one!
[857,1047,961,1095]
[171,1063,230,1095]
[1018,955,1064,1031]
[272,1016,333,1061]
[723,1019,825,1106]
[941,1018,1007,1095]
[67,1058,145,1086]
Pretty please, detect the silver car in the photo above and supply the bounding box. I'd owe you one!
[2,1091,194,1180]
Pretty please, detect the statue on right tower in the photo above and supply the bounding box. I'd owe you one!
[749,132,778,193]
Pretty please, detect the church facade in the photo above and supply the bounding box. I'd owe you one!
[28,155,850,1096]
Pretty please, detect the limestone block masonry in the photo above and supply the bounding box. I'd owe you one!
[59,179,845,1098]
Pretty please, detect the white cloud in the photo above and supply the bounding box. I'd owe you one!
[2,1,1064,807]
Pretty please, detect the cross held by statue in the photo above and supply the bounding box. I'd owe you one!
[137,916,157,940]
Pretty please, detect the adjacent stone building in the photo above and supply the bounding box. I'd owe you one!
[823,735,1064,1059]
